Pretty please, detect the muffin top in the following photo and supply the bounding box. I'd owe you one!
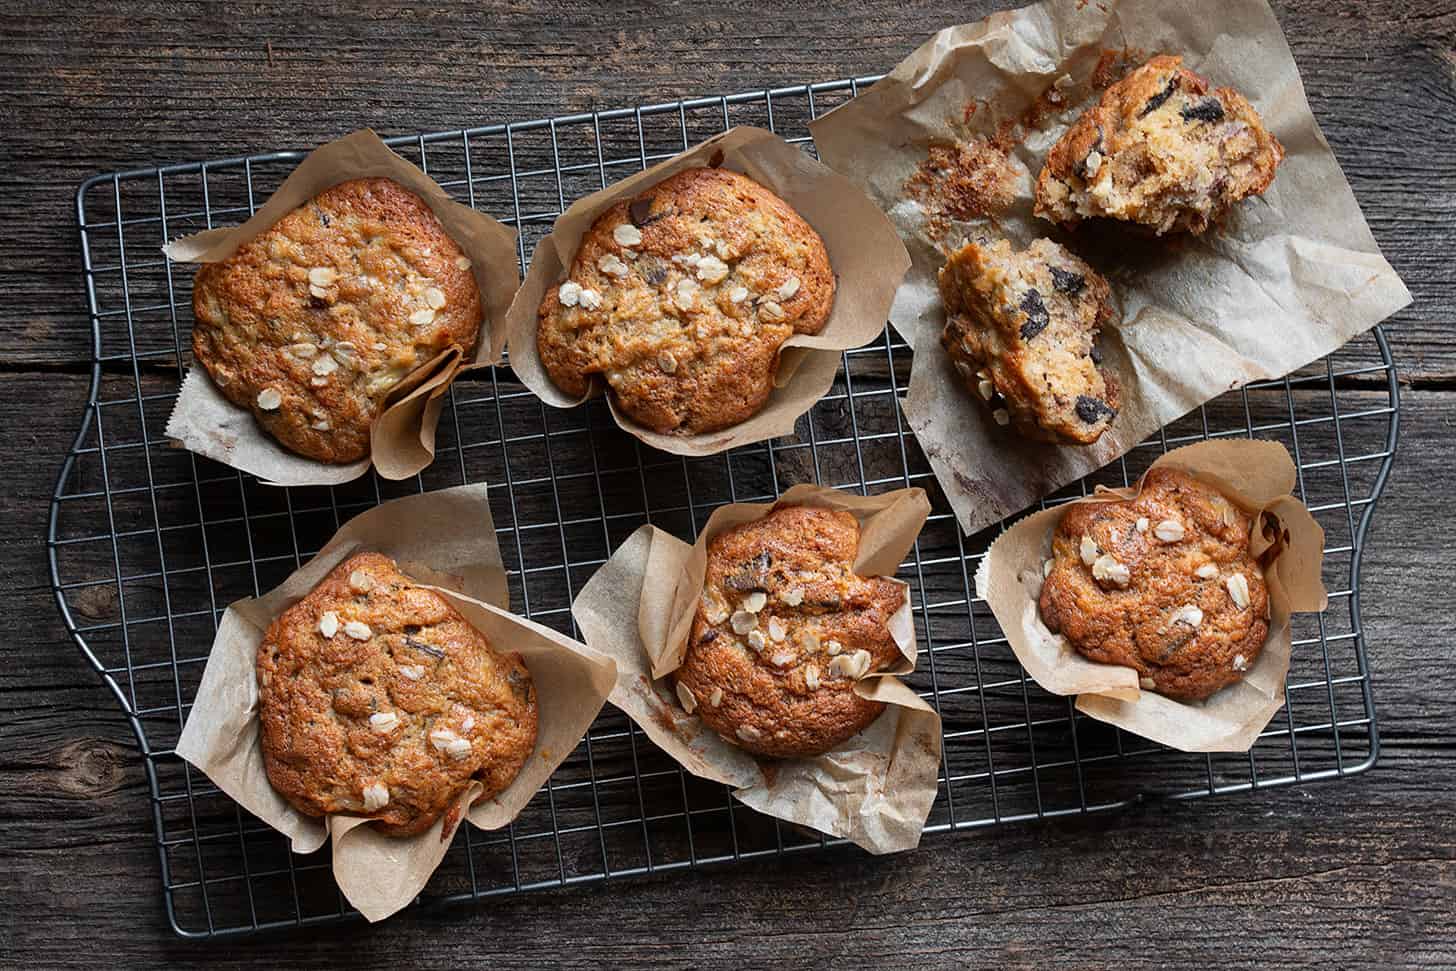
[192,178,481,463]
[536,166,834,435]
[1039,467,1271,701]
[256,553,537,836]
[674,505,906,759]
[1035,55,1284,235]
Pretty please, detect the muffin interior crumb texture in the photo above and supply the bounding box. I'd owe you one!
[673,505,906,759]
[904,139,1020,242]
[191,177,482,463]
[1034,54,1284,235]
[535,166,834,435]
[255,553,537,836]
[1038,468,1271,701]
[939,237,1118,445]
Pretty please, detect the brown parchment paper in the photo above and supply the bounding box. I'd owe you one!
[573,484,944,853]
[974,439,1326,752]
[810,0,1412,536]
[502,126,911,456]
[173,484,617,922]
[162,128,521,486]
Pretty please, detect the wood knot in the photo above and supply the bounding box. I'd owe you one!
[69,583,117,621]
[54,738,130,798]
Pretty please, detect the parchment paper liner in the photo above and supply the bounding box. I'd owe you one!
[809,0,1412,536]
[573,484,943,853]
[174,484,617,922]
[974,439,1326,752]
[502,126,911,457]
[163,129,521,486]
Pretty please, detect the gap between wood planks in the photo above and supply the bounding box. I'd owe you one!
[2,357,1448,391]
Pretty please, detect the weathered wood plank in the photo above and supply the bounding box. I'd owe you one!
[4,0,1455,962]
[1,1,1453,376]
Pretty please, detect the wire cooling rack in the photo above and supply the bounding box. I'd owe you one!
[49,76,1399,938]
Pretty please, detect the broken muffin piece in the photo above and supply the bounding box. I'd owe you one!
[938,237,1118,445]
[1034,54,1284,236]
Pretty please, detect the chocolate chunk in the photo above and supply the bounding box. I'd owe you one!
[1075,395,1116,424]
[723,550,772,591]
[641,255,668,286]
[1158,624,1197,660]
[629,196,654,226]
[1018,289,1050,340]
[708,148,725,168]
[1138,75,1180,117]
[1089,343,1103,365]
[1180,98,1225,123]
[404,636,446,659]
[1050,266,1085,295]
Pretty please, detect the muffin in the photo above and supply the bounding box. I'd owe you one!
[1038,468,1271,701]
[1034,55,1284,235]
[674,505,906,758]
[536,166,834,435]
[939,237,1118,444]
[191,177,482,463]
[255,553,537,835]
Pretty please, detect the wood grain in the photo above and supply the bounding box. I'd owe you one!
[3,0,1454,376]
[3,0,1455,966]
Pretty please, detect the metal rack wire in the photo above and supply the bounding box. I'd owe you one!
[48,76,1398,938]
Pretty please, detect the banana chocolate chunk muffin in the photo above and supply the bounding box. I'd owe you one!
[191,178,482,463]
[536,166,834,435]
[1039,468,1271,702]
[939,237,1118,445]
[674,505,906,759]
[1035,55,1284,235]
[256,553,537,836]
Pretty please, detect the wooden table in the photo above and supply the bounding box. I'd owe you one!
[4,1,1453,965]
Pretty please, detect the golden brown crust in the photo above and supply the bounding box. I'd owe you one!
[674,506,905,758]
[939,237,1118,445]
[536,166,834,435]
[1038,468,1271,702]
[1034,55,1284,235]
[192,178,482,463]
[256,553,537,836]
